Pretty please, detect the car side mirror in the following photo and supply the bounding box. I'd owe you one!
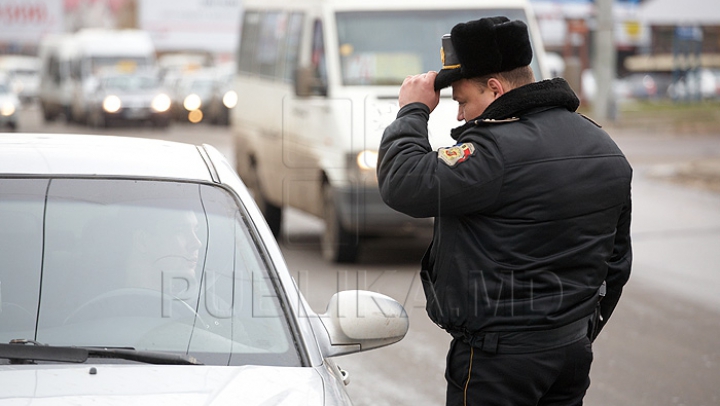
[316,290,409,357]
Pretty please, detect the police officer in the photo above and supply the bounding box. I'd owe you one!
[377,16,632,406]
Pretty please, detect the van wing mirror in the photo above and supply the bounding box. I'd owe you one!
[315,290,409,357]
[294,66,327,97]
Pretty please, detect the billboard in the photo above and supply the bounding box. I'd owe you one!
[0,0,63,45]
[138,0,242,55]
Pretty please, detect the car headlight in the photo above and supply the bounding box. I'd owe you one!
[151,93,171,112]
[183,94,202,111]
[222,90,238,109]
[103,95,122,113]
[357,150,378,171]
[1,102,16,116]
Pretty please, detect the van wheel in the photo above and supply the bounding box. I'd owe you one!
[89,110,106,128]
[246,167,282,237]
[41,104,55,122]
[322,185,358,263]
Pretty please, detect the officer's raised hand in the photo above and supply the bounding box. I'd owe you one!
[398,71,440,112]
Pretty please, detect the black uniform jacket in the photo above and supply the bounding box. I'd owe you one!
[377,78,632,338]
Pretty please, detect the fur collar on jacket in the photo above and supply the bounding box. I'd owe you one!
[450,77,580,140]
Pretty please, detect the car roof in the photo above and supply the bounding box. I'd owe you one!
[0,133,215,181]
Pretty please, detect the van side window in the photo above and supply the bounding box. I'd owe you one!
[238,11,304,83]
[71,58,82,81]
[311,18,328,92]
[256,12,283,78]
[238,11,261,75]
[283,13,304,83]
[49,56,61,84]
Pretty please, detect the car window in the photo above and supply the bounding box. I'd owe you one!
[0,178,301,367]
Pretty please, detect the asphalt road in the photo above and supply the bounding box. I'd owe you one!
[10,105,720,406]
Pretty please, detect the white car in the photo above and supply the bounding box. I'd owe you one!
[0,55,40,105]
[0,133,408,405]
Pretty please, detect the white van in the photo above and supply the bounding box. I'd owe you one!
[231,0,549,263]
[67,29,156,123]
[38,29,156,123]
[37,34,75,121]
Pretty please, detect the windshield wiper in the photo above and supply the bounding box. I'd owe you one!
[0,339,202,365]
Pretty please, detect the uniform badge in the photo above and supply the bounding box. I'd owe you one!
[437,143,475,167]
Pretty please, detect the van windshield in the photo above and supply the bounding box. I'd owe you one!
[336,9,538,86]
[90,57,153,75]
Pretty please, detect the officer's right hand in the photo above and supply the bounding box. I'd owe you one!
[398,71,440,112]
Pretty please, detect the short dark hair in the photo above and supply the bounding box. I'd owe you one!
[470,66,535,91]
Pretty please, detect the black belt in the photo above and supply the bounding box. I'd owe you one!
[454,316,591,355]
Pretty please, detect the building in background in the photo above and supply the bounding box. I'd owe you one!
[138,0,242,63]
[1,0,242,64]
[531,0,650,79]
[627,0,720,72]
[0,0,64,54]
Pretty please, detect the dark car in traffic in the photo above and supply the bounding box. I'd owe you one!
[86,71,172,128]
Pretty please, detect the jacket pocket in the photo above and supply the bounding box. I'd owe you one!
[420,242,444,323]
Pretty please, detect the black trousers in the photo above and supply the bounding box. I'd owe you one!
[445,336,593,406]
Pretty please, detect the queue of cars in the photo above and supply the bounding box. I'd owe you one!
[1,43,234,134]
[33,29,235,129]
[0,132,409,405]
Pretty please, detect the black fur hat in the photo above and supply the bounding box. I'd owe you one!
[434,16,533,90]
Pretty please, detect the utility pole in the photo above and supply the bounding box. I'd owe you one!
[593,0,616,122]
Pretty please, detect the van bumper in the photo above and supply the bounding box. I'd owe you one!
[334,185,433,237]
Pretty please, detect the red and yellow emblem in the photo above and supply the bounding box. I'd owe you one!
[437,143,475,167]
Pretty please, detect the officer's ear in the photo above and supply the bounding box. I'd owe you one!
[486,78,505,98]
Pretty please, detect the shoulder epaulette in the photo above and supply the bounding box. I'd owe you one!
[473,117,520,125]
[578,113,602,128]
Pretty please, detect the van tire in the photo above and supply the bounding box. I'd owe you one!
[321,185,358,263]
[89,110,106,128]
[41,104,55,122]
[246,165,282,237]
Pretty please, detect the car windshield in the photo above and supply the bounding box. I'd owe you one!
[90,57,153,75]
[336,8,539,86]
[0,178,300,367]
[102,75,158,91]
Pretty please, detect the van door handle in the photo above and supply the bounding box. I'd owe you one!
[260,130,280,139]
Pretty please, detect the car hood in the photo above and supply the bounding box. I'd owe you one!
[0,364,326,405]
[106,89,163,102]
